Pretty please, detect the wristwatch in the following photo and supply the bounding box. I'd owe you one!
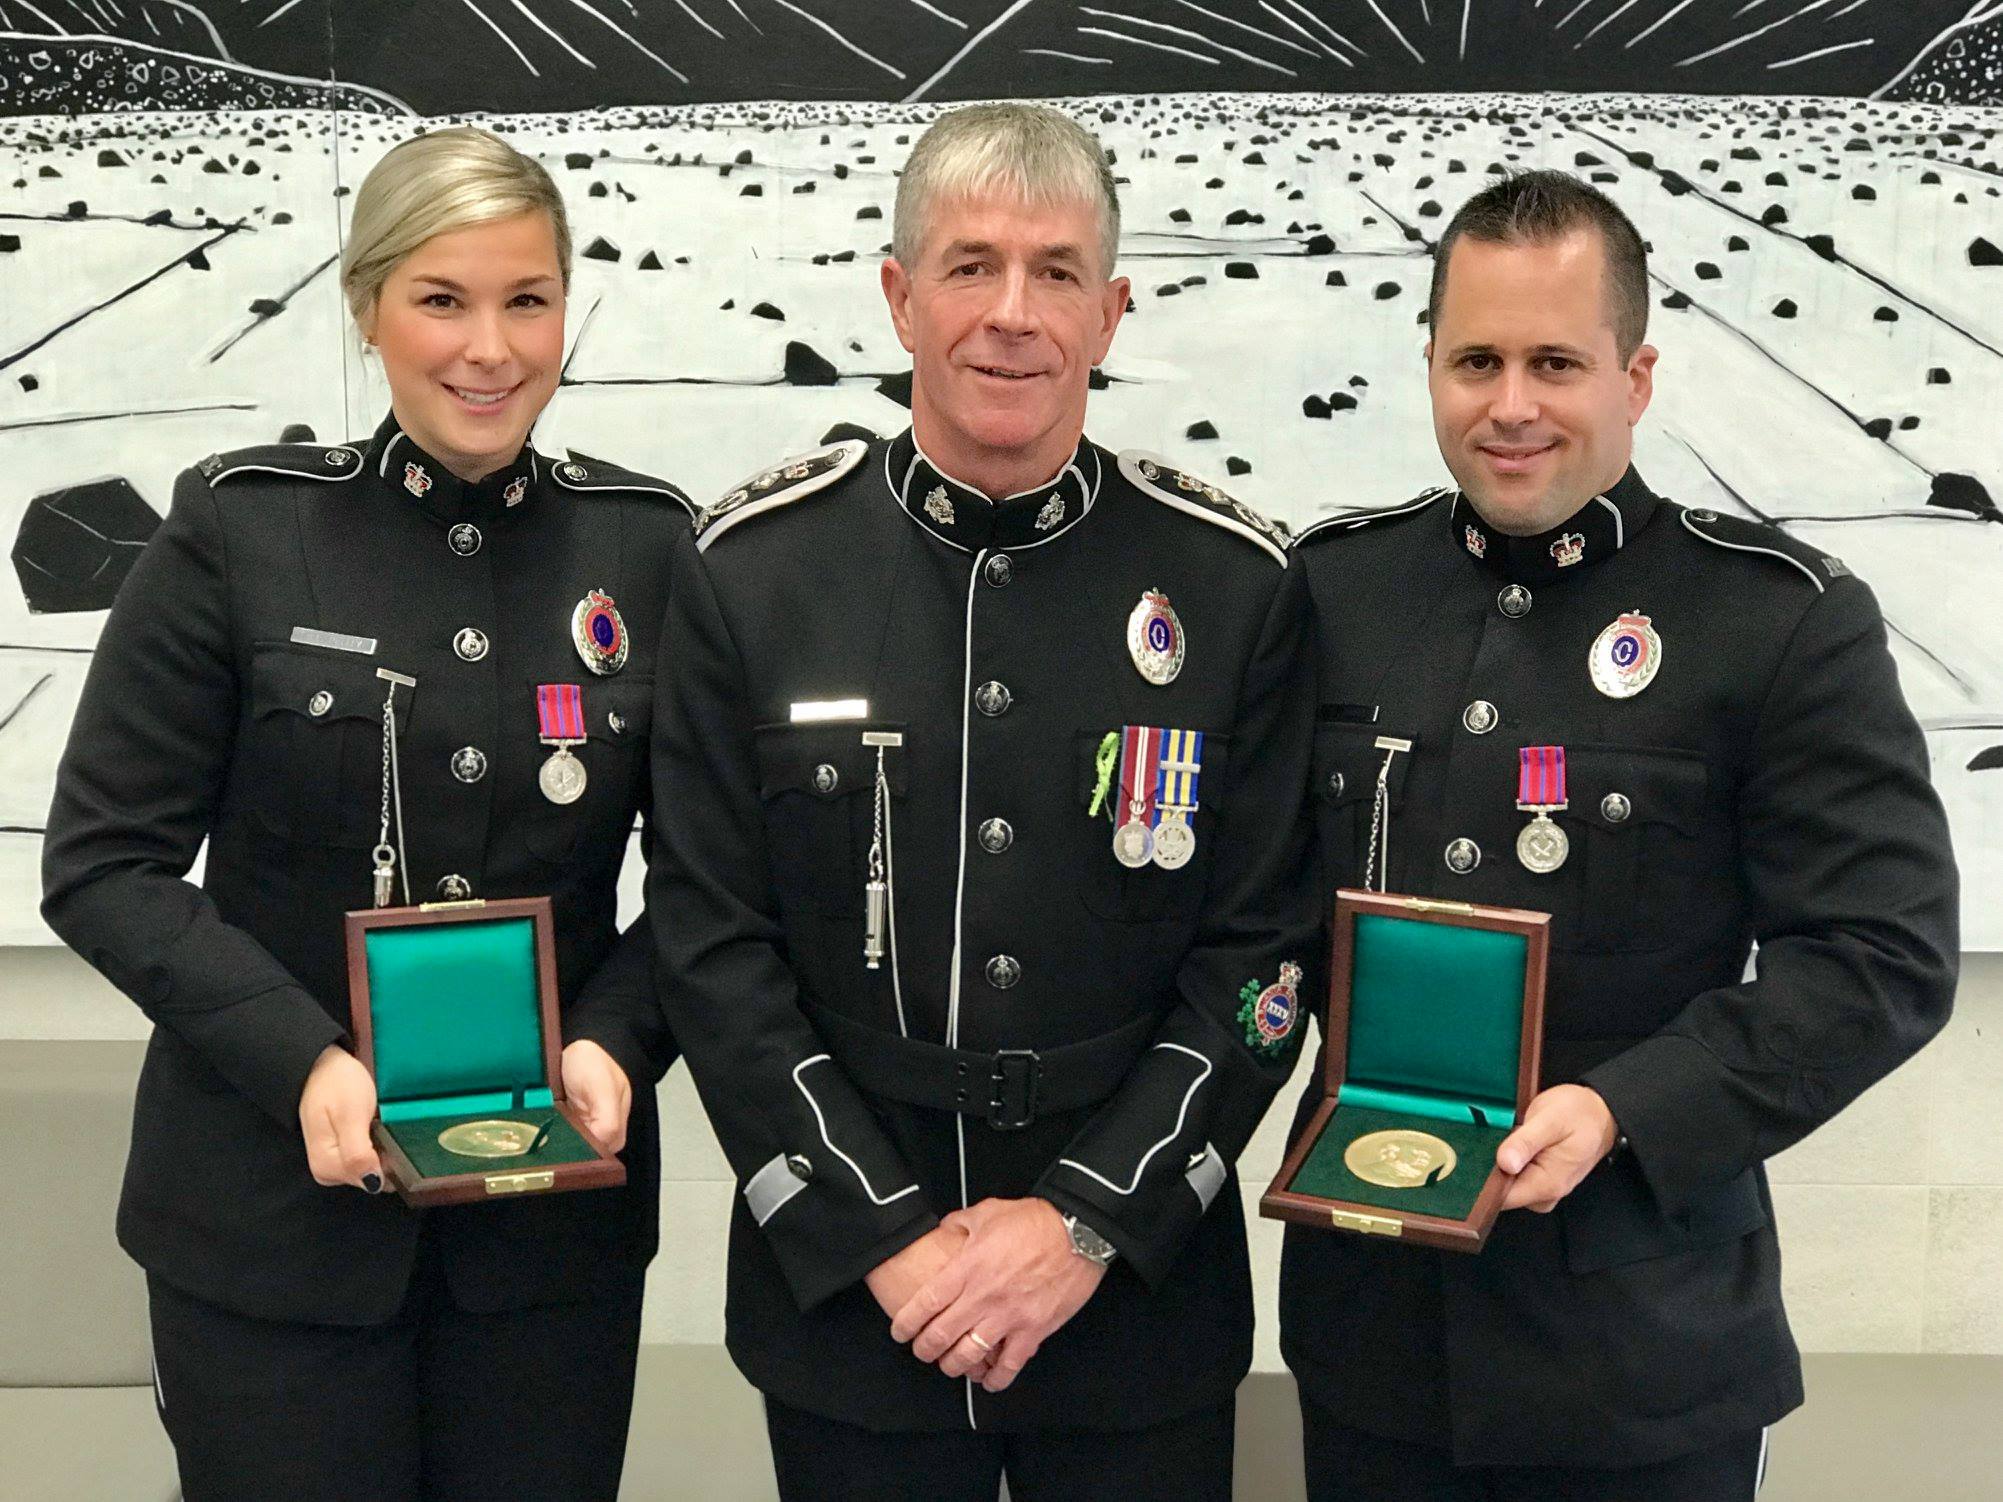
[1062,1213,1119,1268]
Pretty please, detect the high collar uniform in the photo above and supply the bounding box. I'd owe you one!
[651,430,1318,1434]
[42,415,695,1325]
[1281,470,1958,1469]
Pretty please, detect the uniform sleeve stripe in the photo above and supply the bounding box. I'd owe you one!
[1055,1042,1213,1196]
[791,1056,922,1207]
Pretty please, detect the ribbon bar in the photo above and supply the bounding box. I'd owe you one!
[537,683,586,744]
[1155,727,1206,816]
[1516,745,1567,811]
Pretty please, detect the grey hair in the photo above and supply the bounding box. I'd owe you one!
[893,103,1121,276]
[341,126,572,326]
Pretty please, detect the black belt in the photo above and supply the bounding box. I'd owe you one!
[803,1003,1159,1131]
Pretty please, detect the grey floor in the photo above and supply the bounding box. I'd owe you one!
[619,1350,2003,1501]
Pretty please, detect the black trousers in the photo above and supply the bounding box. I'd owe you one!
[1301,1394,1765,1502]
[764,1394,1237,1502]
[146,1231,644,1502]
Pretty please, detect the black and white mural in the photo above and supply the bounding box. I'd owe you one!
[2,3,1999,942]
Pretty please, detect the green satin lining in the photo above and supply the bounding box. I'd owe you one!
[1286,1104,1503,1221]
[1346,913,1525,1128]
[366,918,545,1108]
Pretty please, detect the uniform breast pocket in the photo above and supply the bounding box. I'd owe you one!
[1072,728,1231,923]
[523,678,654,869]
[753,721,907,918]
[1310,722,1413,892]
[1557,745,1721,953]
[242,645,415,848]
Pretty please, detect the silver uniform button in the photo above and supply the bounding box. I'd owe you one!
[1690,508,1718,523]
[561,462,587,481]
[1444,838,1481,875]
[307,690,333,717]
[1462,700,1499,735]
[454,626,489,662]
[448,523,482,557]
[436,874,472,901]
[451,746,488,784]
[1499,585,1532,618]
[978,817,1013,854]
[1602,792,1633,823]
[985,954,1022,989]
[1327,771,1345,798]
[974,680,1012,717]
[608,709,627,736]
[785,1153,814,1182]
[812,763,839,795]
[985,554,1014,588]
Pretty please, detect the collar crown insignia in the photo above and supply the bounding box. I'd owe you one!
[1035,494,1065,531]
[403,461,432,498]
[922,485,956,526]
[1464,524,1487,559]
[1551,532,1586,567]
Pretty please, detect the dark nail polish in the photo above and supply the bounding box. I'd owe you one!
[362,1172,383,1195]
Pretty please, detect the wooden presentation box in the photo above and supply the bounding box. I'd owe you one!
[1261,889,1549,1253]
[345,897,625,1207]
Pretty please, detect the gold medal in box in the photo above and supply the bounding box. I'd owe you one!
[1262,890,1550,1254]
[345,896,626,1207]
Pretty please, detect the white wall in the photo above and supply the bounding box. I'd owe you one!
[7,945,1998,1364]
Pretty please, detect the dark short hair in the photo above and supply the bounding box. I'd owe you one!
[1428,170,1649,360]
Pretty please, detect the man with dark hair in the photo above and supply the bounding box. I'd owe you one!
[1280,170,1957,1498]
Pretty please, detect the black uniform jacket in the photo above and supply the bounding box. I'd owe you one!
[1281,470,1959,1467]
[42,414,692,1326]
[648,430,1320,1432]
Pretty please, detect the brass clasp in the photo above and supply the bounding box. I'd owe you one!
[484,1170,555,1195]
[1330,1209,1403,1237]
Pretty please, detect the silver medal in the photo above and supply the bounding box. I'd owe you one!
[1113,819,1155,868]
[539,747,587,805]
[1515,812,1569,874]
[1152,812,1195,869]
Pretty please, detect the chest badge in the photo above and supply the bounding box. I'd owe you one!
[1589,611,1662,699]
[572,589,629,676]
[1127,589,1185,687]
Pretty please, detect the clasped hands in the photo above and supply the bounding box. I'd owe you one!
[867,1197,1105,1394]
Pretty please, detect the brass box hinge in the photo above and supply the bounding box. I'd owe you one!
[1331,1209,1403,1237]
[484,1169,555,1196]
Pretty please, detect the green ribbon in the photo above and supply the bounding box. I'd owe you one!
[1087,730,1120,819]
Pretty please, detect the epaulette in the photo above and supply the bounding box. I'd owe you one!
[195,443,363,486]
[1118,451,1288,567]
[552,452,698,520]
[1678,505,1848,594]
[1290,487,1451,548]
[695,438,868,552]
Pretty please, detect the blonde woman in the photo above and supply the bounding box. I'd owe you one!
[42,127,691,1501]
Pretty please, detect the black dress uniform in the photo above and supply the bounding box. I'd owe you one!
[1280,470,1959,1492]
[40,414,692,1502]
[648,430,1318,1491]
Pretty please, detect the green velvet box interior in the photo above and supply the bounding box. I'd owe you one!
[1287,913,1529,1216]
[365,917,596,1176]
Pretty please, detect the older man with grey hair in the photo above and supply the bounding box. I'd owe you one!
[647,103,1318,1497]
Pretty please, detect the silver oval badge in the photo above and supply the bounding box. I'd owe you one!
[1127,589,1185,687]
[1589,611,1661,699]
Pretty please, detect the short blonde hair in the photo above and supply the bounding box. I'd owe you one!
[893,104,1121,276]
[341,126,572,324]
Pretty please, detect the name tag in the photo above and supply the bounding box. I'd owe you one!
[291,626,377,656]
[790,698,868,723]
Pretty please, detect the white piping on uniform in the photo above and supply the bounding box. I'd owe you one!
[697,441,867,553]
[1680,511,1824,592]
[1593,493,1624,549]
[791,1057,921,1206]
[1057,1043,1213,1195]
[378,430,406,478]
[946,552,985,1430]
[885,444,1101,553]
[1290,487,1447,547]
[210,458,361,485]
[1755,1425,1769,1495]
